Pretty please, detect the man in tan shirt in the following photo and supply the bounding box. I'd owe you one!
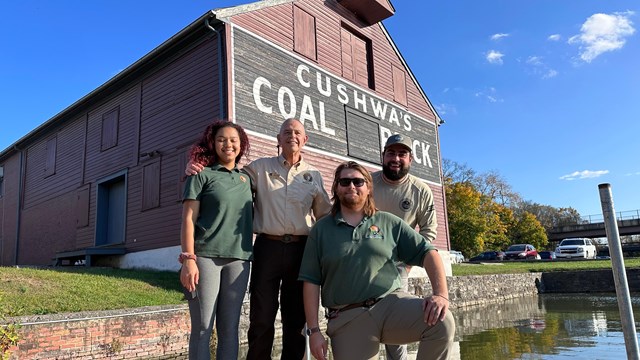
[187,118,331,359]
[373,134,438,360]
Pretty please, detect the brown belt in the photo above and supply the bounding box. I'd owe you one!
[328,298,382,315]
[259,233,307,243]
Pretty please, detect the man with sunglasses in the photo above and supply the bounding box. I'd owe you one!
[374,134,438,360]
[299,161,454,360]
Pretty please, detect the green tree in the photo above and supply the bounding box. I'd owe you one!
[446,182,487,256]
[483,202,514,251]
[509,211,548,250]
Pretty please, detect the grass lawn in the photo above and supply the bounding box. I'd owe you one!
[453,257,640,276]
[0,267,184,316]
[2,258,638,316]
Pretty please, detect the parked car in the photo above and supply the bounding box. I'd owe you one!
[504,244,539,260]
[450,250,465,264]
[469,250,505,262]
[538,251,557,260]
[555,238,597,259]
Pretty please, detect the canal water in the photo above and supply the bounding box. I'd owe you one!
[241,294,640,359]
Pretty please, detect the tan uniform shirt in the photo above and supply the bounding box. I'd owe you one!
[243,154,332,236]
[372,171,437,242]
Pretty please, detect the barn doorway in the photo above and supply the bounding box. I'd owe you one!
[95,171,127,246]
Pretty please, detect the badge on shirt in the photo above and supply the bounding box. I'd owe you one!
[302,172,313,183]
[399,198,413,212]
[366,225,384,239]
[239,175,247,183]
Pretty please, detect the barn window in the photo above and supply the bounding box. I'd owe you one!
[341,26,374,89]
[142,160,161,211]
[101,107,119,151]
[344,107,381,164]
[75,186,90,228]
[294,6,317,60]
[45,136,57,177]
[0,165,4,197]
[392,65,407,106]
[176,147,190,201]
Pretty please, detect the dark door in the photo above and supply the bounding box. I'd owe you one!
[96,173,126,246]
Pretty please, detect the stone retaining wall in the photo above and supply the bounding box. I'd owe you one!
[8,270,628,359]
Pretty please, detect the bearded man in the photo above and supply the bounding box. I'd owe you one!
[298,161,454,360]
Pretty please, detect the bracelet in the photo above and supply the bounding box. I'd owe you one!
[178,252,197,264]
[432,294,449,302]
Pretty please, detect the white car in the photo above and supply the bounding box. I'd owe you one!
[450,250,465,264]
[555,238,597,259]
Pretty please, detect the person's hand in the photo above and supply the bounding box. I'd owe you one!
[180,260,199,292]
[185,160,205,176]
[309,332,328,360]
[422,294,449,326]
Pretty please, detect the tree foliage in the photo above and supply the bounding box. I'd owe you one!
[443,159,570,256]
[446,182,487,256]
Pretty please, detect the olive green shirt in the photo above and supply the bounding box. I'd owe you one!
[182,164,253,260]
[298,210,437,308]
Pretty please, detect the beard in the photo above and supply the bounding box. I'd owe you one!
[339,192,367,209]
[382,162,410,181]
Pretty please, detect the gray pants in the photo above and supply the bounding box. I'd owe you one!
[326,291,455,360]
[188,257,250,360]
[385,264,410,360]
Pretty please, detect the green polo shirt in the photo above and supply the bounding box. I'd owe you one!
[183,164,253,260]
[298,210,436,308]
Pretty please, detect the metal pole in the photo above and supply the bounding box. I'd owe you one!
[599,183,640,360]
[303,323,312,360]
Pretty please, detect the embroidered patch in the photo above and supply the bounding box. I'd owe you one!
[399,198,413,212]
[302,172,313,183]
[366,225,384,239]
[239,175,247,183]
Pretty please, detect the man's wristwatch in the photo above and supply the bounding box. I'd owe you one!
[305,326,321,336]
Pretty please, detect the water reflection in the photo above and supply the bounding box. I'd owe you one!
[240,294,640,359]
[455,294,640,360]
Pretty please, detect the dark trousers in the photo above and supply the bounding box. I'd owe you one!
[246,236,306,360]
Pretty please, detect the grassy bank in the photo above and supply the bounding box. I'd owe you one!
[2,259,638,316]
[1,267,183,316]
[453,258,640,276]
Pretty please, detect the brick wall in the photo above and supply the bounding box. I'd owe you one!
[8,306,191,360]
[9,271,611,359]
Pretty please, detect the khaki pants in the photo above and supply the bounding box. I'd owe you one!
[326,292,455,360]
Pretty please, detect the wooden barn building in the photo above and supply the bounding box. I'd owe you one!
[0,0,451,272]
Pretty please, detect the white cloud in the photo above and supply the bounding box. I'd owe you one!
[559,170,610,180]
[525,56,558,79]
[435,103,457,116]
[474,87,503,103]
[568,11,636,63]
[548,34,561,41]
[491,33,510,41]
[526,56,543,66]
[486,50,504,64]
[625,171,640,176]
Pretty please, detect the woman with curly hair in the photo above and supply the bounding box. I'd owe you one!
[179,120,253,359]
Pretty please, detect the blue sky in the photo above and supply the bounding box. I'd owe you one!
[1,0,638,217]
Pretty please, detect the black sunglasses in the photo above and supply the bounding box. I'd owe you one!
[337,178,366,187]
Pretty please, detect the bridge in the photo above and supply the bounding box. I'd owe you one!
[549,209,640,241]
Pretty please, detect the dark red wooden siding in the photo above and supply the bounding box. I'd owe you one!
[231,0,437,121]
[231,0,447,247]
[0,155,20,265]
[126,36,221,252]
[293,6,317,60]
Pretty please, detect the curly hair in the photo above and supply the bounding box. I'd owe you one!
[188,120,250,166]
[330,161,376,217]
